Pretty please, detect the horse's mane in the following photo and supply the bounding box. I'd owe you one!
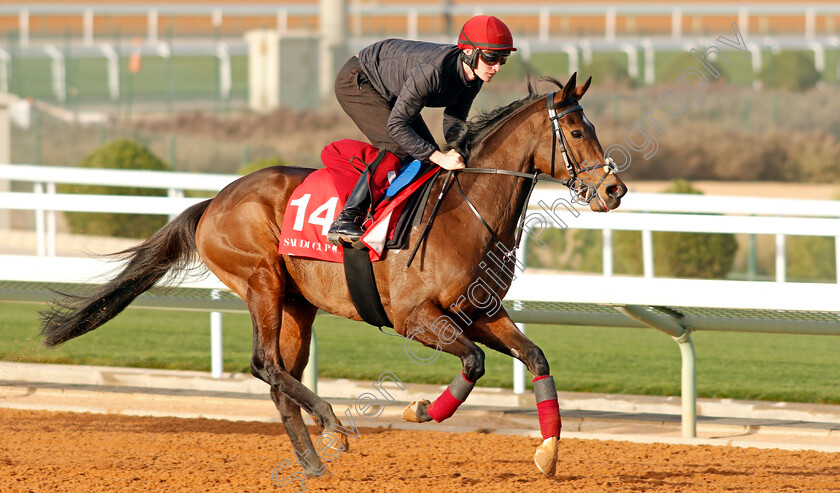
[447,76,565,161]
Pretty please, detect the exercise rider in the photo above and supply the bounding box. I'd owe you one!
[327,15,516,246]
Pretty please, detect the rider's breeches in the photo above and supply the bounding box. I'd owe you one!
[334,56,435,163]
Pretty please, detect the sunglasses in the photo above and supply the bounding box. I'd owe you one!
[478,49,510,66]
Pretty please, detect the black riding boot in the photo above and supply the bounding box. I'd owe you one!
[327,172,371,246]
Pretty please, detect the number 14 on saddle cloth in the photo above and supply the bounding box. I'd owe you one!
[278,139,437,262]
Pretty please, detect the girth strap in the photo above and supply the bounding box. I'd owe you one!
[343,246,392,328]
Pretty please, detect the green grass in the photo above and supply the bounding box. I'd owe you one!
[1,301,839,404]
[8,55,250,104]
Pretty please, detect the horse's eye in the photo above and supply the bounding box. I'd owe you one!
[571,130,583,139]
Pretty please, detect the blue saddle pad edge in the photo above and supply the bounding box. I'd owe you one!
[385,159,421,198]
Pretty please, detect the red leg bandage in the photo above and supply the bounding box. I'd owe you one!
[426,388,462,423]
[427,373,475,423]
[534,375,561,439]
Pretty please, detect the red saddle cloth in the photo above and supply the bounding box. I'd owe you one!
[277,139,436,262]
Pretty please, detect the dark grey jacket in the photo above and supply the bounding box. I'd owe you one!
[358,39,482,161]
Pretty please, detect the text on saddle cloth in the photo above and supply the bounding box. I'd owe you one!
[277,139,438,262]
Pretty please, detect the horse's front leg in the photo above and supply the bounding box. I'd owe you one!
[397,301,485,424]
[466,307,561,477]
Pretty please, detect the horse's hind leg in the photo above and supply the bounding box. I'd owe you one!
[244,261,348,473]
[465,308,560,477]
[269,296,331,478]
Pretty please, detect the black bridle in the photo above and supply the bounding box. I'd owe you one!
[546,91,615,205]
[406,93,615,267]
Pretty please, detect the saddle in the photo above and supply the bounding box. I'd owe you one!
[277,139,439,263]
[278,139,441,327]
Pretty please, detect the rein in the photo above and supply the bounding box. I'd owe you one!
[405,93,614,267]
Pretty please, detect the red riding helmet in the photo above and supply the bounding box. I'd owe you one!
[457,15,516,53]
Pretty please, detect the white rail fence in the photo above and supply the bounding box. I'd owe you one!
[1,164,839,438]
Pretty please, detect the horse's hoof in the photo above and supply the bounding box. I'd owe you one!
[305,468,334,480]
[534,436,558,477]
[402,399,432,423]
[318,427,351,454]
[337,431,350,453]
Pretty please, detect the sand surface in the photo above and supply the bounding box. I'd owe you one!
[1,408,838,493]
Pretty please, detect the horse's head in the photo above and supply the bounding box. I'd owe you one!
[536,73,627,212]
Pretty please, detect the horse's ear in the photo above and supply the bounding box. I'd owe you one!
[575,76,592,100]
[559,72,577,101]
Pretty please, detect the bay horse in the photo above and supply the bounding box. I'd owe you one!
[41,73,626,479]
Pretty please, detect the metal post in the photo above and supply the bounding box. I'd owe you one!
[605,7,616,42]
[302,327,318,393]
[83,9,95,46]
[613,304,696,438]
[19,9,29,48]
[210,290,224,379]
[319,0,347,103]
[147,8,159,45]
[34,182,45,256]
[513,246,528,394]
[46,182,56,256]
[602,228,613,277]
[407,8,418,40]
[676,331,697,439]
[538,8,550,43]
[836,233,840,284]
[775,233,786,282]
[642,229,654,278]
[513,322,527,394]
[0,93,11,231]
[671,8,682,40]
[641,39,655,85]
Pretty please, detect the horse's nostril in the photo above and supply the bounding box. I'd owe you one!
[606,185,621,197]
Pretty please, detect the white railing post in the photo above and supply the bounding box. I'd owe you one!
[19,9,29,48]
[835,233,840,285]
[44,45,67,102]
[805,7,816,40]
[147,8,159,45]
[83,9,95,46]
[217,43,231,101]
[210,289,224,379]
[605,7,616,42]
[513,321,527,394]
[46,182,56,257]
[407,8,418,40]
[671,8,682,40]
[99,43,121,101]
[167,188,185,222]
[33,182,46,257]
[303,328,318,393]
[641,38,655,85]
[642,229,654,278]
[276,9,288,34]
[539,8,550,42]
[513,243,528,394]
[776,233,786,282]
[603,228,613,277]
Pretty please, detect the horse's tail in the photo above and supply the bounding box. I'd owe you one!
[41,199,213,347]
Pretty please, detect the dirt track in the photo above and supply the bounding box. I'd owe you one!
[1,409,838,492]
